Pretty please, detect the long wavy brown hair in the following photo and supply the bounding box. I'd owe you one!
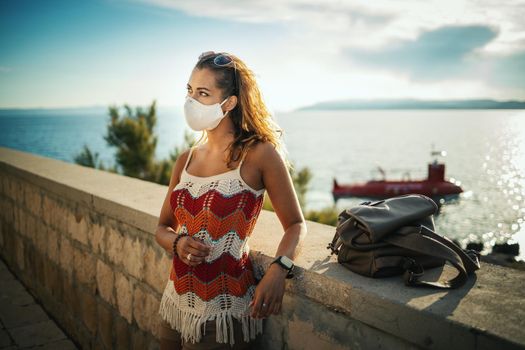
[192,52,292,172]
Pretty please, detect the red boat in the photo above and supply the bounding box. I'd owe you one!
[332,151,463,200]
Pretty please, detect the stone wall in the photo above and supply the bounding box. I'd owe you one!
[1,146,524,350]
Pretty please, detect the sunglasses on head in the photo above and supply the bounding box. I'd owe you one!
[198,51,239,94]
[199,51,235,66]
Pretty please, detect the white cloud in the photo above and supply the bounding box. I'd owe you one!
[132,0,525,110]
[135,0,525,54]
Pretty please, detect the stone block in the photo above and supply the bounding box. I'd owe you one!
[2,233,15,266]
[73,247,96,293]
[0,174,6,196]
[285,293,420,350]
[2,197,14,226]
[145,245,171,294]
[48,200,58,231]
[18,210,30,240]
[106,227,124,267]
[122,234,144,280]
[58,313,80,349]
[24,183,42,217]
[80,289,97,335]
[133,286,160,335]
[34,217,48,253]
[33,247,46,287]
[11,204,17,234]
[47,227,60,264]
[6,177,16,201]
[62,274,81,317]
[42,195,54,227]
[115,271,133,324]
[258,312,287,346]
[115,314,131,350]
[90,221,106,255]
[15,238,24,271]
[25,214,40,247]
[6,198,14,225]
[97,302,114,350]
[54,202,69,234]
[42,195,67,233]
[13,206,21,236]
[59,236,73,278]
[6,177,13,200]
[5,177,19,202]
[288,318,349,350]
[96,259,115,306]
[131,328,148,350]
[67,207,89,245]
[43,261,61,299]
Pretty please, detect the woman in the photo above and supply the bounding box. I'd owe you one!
[155,51,307,349]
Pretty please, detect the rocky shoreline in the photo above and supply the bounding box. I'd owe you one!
[466,242,525,271]
[480,253,525,270]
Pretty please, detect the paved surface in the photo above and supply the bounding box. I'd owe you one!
[0,258,78,349]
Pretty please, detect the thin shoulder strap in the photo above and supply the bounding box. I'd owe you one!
[235,150,246,173]
[183,146,195,172]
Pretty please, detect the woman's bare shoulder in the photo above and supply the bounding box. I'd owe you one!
[249,141,280,167]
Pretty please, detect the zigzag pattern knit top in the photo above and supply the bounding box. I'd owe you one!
[158,145,266,346]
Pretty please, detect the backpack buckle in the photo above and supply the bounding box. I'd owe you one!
[402,258,424,285]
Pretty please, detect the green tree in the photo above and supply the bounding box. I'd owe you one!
[74,100,196,185]
[74,145,107,171]
[290,166,312,210]
[304,205,339,226]
[104,101,158,180]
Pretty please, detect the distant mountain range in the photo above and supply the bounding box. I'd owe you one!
[0,105,180,116]
[297,99,525,110]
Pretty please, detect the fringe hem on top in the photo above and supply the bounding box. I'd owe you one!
[158,282,264,346]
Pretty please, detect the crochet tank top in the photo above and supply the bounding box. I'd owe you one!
[158,145,266,346]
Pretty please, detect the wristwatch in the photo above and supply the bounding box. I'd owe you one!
[270,255,295,279]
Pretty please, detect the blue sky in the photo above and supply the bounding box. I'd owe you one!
[1,0,524,112]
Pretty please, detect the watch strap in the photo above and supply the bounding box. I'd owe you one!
[271,256,295,278]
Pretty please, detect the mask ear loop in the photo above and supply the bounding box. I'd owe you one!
[220,96,230,117]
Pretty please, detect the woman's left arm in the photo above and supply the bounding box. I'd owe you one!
[249,143,308,319]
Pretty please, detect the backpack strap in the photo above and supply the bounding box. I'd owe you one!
[419,225,481,273]
[383,225,480,289]
[327,210,353,255]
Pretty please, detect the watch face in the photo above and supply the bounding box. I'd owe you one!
[280,256,293,269]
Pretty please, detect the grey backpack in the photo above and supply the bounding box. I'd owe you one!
[327,194,480,289]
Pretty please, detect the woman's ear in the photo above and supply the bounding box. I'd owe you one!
[224,95,238,113]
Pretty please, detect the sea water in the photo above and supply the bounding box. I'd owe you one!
[1,108,524,259]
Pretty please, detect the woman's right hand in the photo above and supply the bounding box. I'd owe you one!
[175,235,212,266]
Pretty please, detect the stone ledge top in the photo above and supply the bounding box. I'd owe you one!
[0,146,167,234]
[1,146,524,350]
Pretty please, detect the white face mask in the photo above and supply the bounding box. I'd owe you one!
[183,96,230,131]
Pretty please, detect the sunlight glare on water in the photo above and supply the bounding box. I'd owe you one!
[503,113,525,260]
